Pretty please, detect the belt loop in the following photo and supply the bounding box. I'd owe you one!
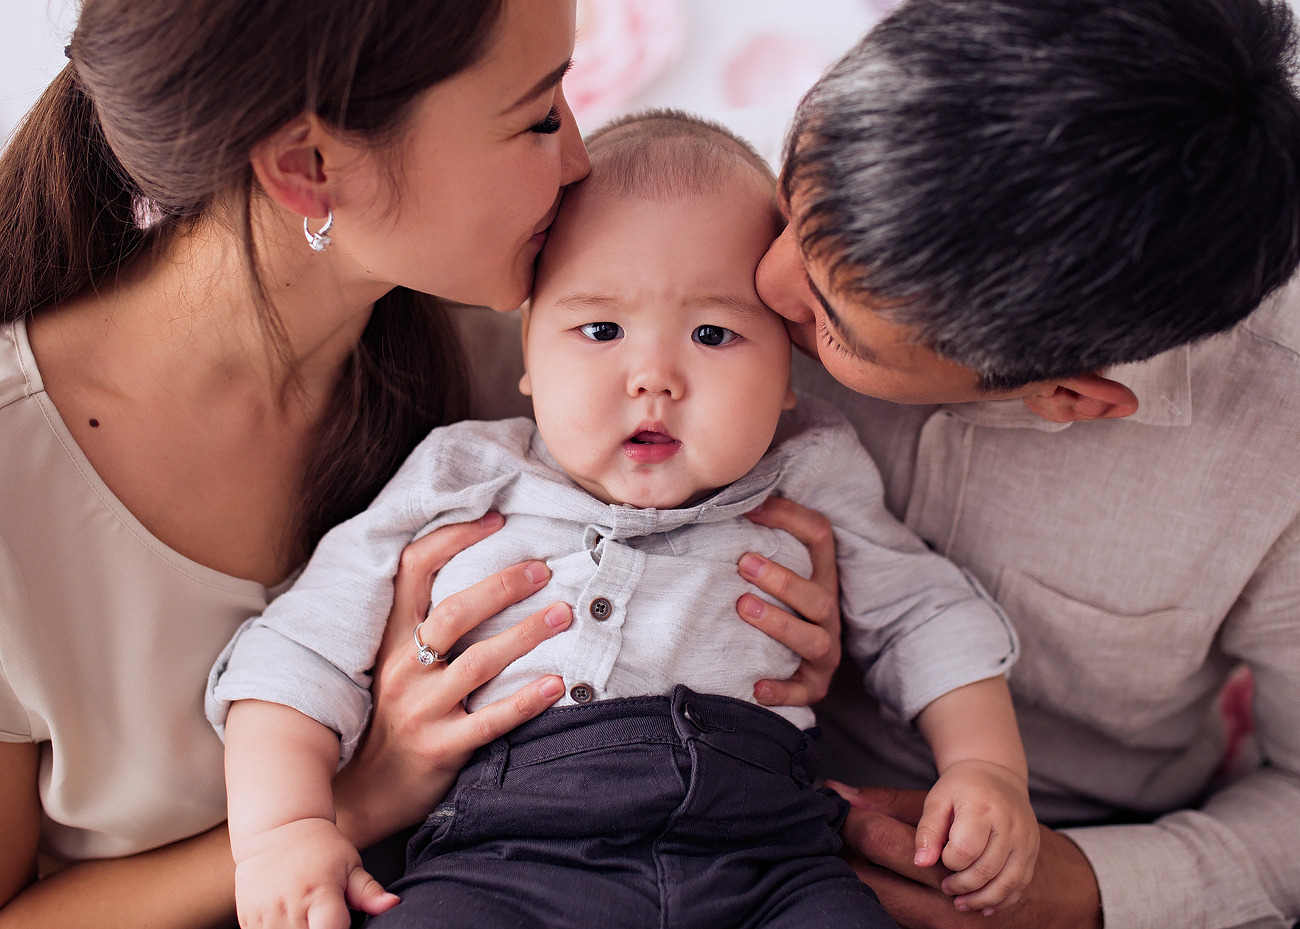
[480,737,510,789]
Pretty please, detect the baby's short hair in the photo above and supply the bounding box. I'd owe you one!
[583,109,777,204]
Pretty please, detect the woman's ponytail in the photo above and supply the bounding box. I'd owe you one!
[0,65,147,322]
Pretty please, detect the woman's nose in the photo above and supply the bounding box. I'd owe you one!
[556,88,590,186]
[756,223,815,325]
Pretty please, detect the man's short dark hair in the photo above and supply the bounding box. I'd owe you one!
[786,0,1300,389]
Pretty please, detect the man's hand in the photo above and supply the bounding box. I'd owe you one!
[831,783,1103,929]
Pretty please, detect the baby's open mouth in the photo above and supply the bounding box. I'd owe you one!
[622,429,681,463]
[629,431,676,445]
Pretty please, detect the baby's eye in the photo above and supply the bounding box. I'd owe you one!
[578,322,623,342]
[692,325,738,347]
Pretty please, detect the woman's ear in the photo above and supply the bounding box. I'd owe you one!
[1021,373,1139,423]
[248,115,334,220]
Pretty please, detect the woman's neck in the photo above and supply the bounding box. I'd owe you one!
[38,198,385,416]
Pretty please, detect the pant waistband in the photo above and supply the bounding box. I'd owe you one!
[494,686,814,782]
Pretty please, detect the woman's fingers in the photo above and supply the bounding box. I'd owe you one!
[412,559,551,658]
[443,675,567,757]
[440,603,572,695]
[389,514,507,632]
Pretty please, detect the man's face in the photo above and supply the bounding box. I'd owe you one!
[755,188,1032,404]
[523,169,795,509]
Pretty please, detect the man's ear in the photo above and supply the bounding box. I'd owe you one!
[1021,373,1139,423]
[248,115,335,220]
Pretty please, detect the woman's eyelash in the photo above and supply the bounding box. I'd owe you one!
[530,106,562,134]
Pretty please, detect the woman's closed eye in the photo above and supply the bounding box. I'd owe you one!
[578,321,623,342]
[693,324,738,347]
[530,106,562,134]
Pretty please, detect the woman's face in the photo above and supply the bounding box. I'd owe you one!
[333,0,589,311]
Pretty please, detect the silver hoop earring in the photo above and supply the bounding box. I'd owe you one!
[303,210,334,252]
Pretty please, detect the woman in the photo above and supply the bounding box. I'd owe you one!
[0,0,842,926]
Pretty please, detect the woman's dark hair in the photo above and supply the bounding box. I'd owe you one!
[786,0,1300,389]
[0,0,504,561]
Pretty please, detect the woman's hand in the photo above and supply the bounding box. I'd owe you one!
[739,497,842,707]
[332,515,571,849]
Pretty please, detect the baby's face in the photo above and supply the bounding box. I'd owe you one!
[523,170,794,509]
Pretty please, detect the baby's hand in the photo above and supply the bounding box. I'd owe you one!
[234,818,398,929]
[913,759,1040,914]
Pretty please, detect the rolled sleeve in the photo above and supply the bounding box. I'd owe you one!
[1065,789,1294,929]
[206,618,372,767]
[867,571,1018,721]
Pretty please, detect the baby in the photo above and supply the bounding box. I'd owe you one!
[209,111,1037,929]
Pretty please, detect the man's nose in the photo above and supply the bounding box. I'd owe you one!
[756,223,816,325]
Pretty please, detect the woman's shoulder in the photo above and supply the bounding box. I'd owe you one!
[0,318,36,414]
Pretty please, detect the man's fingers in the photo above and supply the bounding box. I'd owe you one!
[738,555,837,626]
[737,592,835,658]
[848,860,967,929]
[745,497,837,586]
[826,782,930,825]
[752,672,814,708]
[840,806,948,889]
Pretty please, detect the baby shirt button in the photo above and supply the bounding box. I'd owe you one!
[569,683,595,704]
[589,597,612,620]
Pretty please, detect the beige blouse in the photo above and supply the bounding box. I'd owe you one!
[0,318,275,862]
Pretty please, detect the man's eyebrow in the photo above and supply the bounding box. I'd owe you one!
[504,59,573,114]
[805,271,880,364]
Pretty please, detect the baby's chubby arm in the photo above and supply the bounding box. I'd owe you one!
[912,676,1039,914]
[224,700,397,929]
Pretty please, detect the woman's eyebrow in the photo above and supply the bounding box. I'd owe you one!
[503,59,574,114]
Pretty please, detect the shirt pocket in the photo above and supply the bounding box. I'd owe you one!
[996,568,1215,739]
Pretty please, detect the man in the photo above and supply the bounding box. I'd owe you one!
[755,0,1300,927]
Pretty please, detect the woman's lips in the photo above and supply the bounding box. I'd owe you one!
[622,431,681,463]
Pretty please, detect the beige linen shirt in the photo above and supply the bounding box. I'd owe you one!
[802,281,1300,929]
[0,318,276,861]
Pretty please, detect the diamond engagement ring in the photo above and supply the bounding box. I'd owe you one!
[413,621,446,665]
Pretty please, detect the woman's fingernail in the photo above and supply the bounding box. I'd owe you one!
[539,677,563,698]
[524,561,549,584]
[544,603,570,629]
[739,594,765,619]
[738,554,765,579]
[479,512,504,529]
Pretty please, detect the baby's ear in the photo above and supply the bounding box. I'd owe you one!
[518,305,532,397]
[782,386,797,411]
